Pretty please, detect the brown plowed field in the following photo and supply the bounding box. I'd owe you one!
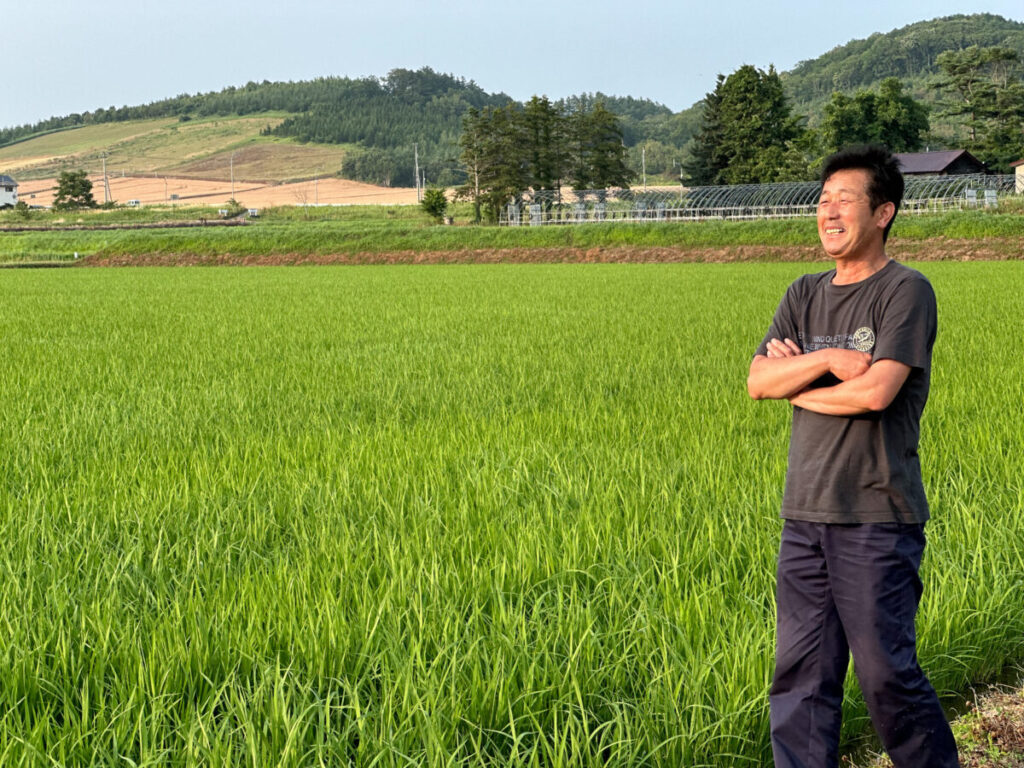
[19,175,419,208]
[82,237,1024,267]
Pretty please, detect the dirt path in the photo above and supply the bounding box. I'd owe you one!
[81,238,1024,267]
[853,683,1024,767]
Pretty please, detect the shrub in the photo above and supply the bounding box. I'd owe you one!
[420,188,448,223]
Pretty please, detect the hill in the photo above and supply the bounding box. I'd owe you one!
[3,14,1022,189]
[782,13,1024,110]
[0,68,694,187]
[0,115,353,188]
[0,69,516,188]
[672,13,1024,153]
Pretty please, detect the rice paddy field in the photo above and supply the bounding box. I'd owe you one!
[1,262,1022,766]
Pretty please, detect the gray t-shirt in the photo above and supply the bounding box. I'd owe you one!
[756,260,937,523]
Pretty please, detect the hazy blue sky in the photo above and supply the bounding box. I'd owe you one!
[3,0,1022,129]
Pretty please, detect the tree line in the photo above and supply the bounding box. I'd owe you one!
[456,97,634,223]
[3,15,1021,192]
[0,68,689,189]
[0,68,512,155]
[684,44,1024,186]
[782,13,1024,103]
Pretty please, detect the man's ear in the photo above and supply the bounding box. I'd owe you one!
[875,201,896,231]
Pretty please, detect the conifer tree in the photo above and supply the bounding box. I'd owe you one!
[684,65,808,185]
[52,170,96,209]
[934,45,1024,171]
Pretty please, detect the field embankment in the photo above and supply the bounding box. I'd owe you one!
[2,204,1022,266]
[858,679,1024,768]
[67,237,1022,267]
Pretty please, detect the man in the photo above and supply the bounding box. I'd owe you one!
[747,145,959,768]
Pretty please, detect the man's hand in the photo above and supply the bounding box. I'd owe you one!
[766,338,803,358]
[750,340,875,401]
[766,338,870,381]
[749,339,828,400]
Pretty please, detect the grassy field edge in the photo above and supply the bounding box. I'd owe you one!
[2,206,1023,265]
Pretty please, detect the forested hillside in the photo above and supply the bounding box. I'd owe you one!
[0,68,680,186]
[667,14,1024,152]
[783,13,1024,106]
[2,13,1021,187]
[263,69,512,186]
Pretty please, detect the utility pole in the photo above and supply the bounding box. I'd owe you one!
[642,145,647,192]
[101,153,111,204]
[414,143,420,202]
[230,152,236,199]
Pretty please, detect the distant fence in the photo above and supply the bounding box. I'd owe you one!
[498,175,1017,226]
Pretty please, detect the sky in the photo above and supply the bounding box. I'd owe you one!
[3,0,1023,130]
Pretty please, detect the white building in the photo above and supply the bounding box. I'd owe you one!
[1011,159,1024,195]
[0,175,17,207]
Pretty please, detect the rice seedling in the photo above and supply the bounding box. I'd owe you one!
[0,262,1020,766]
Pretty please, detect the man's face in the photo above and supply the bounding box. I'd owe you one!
[817,168,894,260]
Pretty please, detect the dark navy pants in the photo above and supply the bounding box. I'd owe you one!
[769,520,959,768]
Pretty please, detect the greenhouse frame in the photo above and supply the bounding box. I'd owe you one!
[500,174,1016,226]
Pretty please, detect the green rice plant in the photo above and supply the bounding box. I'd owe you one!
[0,263,1020,766]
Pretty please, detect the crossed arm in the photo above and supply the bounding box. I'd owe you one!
[747,337,911,415]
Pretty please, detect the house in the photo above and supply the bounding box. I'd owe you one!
[893,150,987,176]
[0,174,17,207]
[1011,159,1024,194]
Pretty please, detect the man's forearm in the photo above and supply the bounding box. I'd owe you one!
[788,380,875,415]
[789,359,912,415]
[747,350,834,400]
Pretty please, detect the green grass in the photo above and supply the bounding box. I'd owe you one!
[0,263,1021,766]
[0,203,429,229]
[0,205,237,227]
[0,119,177,162]
[1,206,1022,264]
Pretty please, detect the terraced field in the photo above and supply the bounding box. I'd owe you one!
[0,114,349,183]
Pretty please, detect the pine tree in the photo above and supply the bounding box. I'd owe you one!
[684,66,807,185]
[52,170,96,209]
[934,45,1024,171]
[682,82,724,186]
[522,96,565,193]
[456,105,529,223]
[567,101,633,195]
[457,108,486,222]
[582,102,634,191]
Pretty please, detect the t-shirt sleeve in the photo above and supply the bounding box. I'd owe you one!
[872,275,936,369]
[754,281,802,358]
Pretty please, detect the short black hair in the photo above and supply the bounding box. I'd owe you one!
[820,145,904,242]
